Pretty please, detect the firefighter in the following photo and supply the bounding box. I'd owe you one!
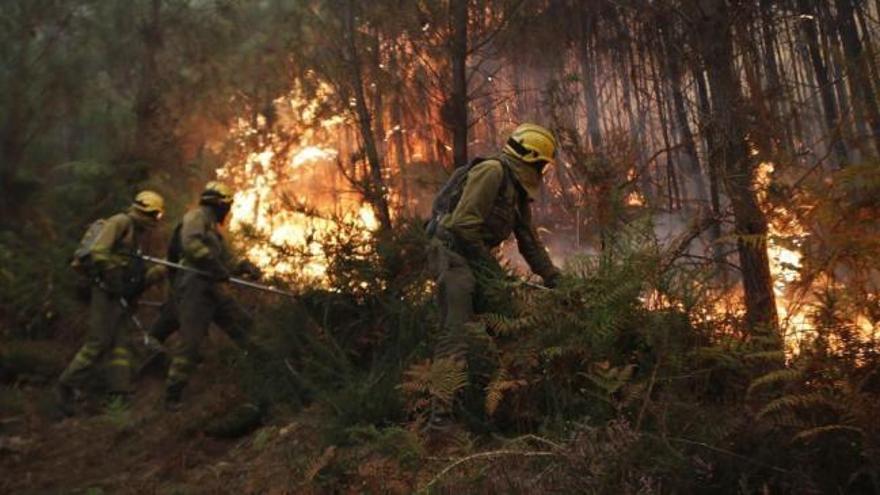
[55,190,167,415]
[163,181,259,410]
[427,123,561,355]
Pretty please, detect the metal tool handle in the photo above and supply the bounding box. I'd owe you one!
[136,254,298,298]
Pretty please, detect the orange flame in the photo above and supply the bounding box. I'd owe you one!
[222,142,377,282]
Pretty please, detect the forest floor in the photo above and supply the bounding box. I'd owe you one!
[0,334,425,494]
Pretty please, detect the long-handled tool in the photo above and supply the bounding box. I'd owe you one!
[518,280,550,291]
[136,254,298,298]
[117,296,167,353]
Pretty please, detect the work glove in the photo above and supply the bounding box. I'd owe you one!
[145,265,168,286]
[236,259,262,280]
[542,272,561,289]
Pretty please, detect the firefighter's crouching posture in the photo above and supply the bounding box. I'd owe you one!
[427,123,561,358]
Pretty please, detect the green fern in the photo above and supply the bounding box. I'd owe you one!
[757,392,839,420]
[402,357,468,407]
[747,368,804,397]
[793,424,864,443]
[484,367,527,416]
[744,350,787,362]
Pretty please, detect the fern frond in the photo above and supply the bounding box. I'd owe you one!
[744,350,786,362]
[757,392,837,419]
[692,346,744,368]
[482,313,540,335]
[748,368,804,397]
[485,367,527,416]
[402,357,468,406]
[793,424,864,443]
[304,445,336,481]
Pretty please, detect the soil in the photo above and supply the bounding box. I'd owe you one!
[0,338,420,495]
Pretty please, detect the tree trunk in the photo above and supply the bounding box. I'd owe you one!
[819,0,864,161]
[835,0,880,156]
[631,40,655,206]
[0,70,26,218]
[661,21,708,205]
[370,31,386,167]
[694,66,725,269]
[389,51,409,214]
[693,0,779,337]
[759,0,792,153]
[651,51,679,211]
[449,0,469,167]
[854,2,880,98]
[579,8,603,151]
[132,0,166,167]
[797,0,849,167]
[344,0,392,232]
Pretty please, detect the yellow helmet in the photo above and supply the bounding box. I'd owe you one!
[201,181,234,205]
[132,190,165,219]
[503,123,557,165]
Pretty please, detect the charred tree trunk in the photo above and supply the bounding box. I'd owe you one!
[693,0,779,337]
[389,51,409,213]
[854,2,880,95]
[759,0,791,153]
[797,0,849,167]
[579,8,603,151]
[835,0,880,156]
[343,0,392,232]
[651,51,679,211]
[449,0,469,167]
[132,0,169,168]
[661,20,708,205]
[819,0,864,161]
[631,39,655,206]
[0,69,26,219]
[370,31,386,166]
[694,66,725,269]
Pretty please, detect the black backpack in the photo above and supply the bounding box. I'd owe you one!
[425,155,513,236]
[167,223,183,263]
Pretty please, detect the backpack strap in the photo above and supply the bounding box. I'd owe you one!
[117,213,140,256]
[492,153,527,203]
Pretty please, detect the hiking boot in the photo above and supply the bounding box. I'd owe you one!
[54,382,76,417]
[164,384,184,412]
[105,392,133,410]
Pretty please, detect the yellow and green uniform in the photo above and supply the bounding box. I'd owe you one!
[165,205,253,395]
[429,153,559,345]
[59,211,153,394]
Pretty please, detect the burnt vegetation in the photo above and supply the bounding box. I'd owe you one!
[2,0,880,493]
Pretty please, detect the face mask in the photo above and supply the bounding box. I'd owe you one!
[510,161,542,201]
[214,203,231,224]
[534,160,549,175]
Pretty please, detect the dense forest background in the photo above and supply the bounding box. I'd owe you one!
[2,0,880,493]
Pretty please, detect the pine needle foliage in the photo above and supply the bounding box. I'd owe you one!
[239,218,435,438]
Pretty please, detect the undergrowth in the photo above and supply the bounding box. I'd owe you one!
[233,216,880,493]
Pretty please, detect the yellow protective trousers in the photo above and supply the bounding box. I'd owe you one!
[59,287,134,393]
[165,274,253,392]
